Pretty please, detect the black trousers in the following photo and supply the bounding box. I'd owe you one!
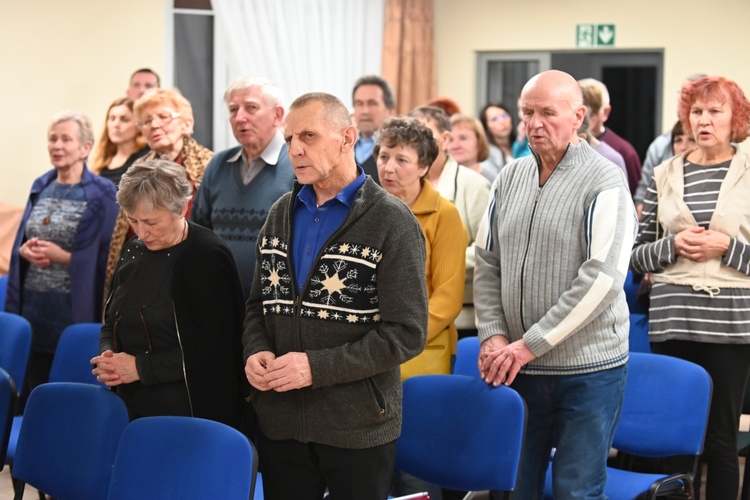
[652,340,750,500]
[257,432,396,500]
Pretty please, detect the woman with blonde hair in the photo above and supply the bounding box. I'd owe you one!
[448,114,498,183]
[104,88,213,296]
[90,97,148,187]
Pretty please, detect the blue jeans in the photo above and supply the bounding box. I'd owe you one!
[509,365,627,500]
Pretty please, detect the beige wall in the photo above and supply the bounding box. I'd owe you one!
[0,0,165,207]
[3,0,749,207]
[434,0,750,135]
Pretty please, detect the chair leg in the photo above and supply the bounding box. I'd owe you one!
[11,478,25,500]
[742,455,750,500]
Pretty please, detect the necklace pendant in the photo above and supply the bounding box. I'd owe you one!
[43,217,50,225]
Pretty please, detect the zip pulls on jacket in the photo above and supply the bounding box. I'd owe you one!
[519,149,567,331]
[173,304,194,417]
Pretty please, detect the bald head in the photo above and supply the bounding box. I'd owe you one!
[520,70,587,166]
[523,71,584,110]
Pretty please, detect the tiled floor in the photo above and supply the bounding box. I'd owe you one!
[0,468,38,499]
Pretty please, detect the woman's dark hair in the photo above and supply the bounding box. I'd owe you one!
[479,102,517,147]
[373,117,439,170]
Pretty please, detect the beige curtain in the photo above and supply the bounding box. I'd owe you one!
[381,0,436,115]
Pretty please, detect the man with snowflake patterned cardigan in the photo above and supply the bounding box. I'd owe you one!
[242,92,428,500]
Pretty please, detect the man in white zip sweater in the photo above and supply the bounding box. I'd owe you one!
[475,70,637,499]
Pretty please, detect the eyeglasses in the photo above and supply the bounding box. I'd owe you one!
[490,112,510,122]
[138,111,181,129]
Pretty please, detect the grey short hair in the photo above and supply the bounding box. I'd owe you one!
[117,159,191,217]
[288,92,352,129]
[223,76,284,108]
[49,111,95,146]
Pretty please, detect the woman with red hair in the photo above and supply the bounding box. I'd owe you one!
[631,76,750,500]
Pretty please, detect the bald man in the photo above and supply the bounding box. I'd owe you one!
[474,70,636,499]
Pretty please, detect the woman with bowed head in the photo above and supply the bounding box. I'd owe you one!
[376,116,467,500]
[104,88,213,297]
[89,97,149,187]
[91,159,246,426]
[631,75,750,500]
[5,112,118,401]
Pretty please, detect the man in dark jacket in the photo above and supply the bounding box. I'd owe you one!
[243,92,427,500]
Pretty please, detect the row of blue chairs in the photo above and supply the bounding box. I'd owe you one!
[0,312,262,499]
[11,382,258,500]
[450,337,712,499]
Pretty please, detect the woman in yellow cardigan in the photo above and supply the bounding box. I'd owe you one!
[374,117,467,381]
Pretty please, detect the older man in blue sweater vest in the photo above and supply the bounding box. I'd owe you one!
[192,77,296,298]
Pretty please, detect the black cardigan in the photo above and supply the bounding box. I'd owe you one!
[102,221,246,428]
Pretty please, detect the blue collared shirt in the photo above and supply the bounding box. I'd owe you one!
[354,135,375,164]
[292,168,367,293]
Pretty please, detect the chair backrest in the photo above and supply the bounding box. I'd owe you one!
[108,416,256,500]
[613,352,712,457]
[49,322,104,385]
[0,368,16,469]
[12,382,129,500]
[0,312,31,391]
[0,275,7,310]
[396,374,526,492]
[628,313,651,353]
[454,336,481,378]
[624,270,645,315]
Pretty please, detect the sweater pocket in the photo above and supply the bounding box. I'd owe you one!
[310,378,389,431]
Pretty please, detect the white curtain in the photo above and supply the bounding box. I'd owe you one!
[211,0,385,150]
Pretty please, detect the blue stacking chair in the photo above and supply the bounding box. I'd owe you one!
[0,275,7,310]
[544,352,712,499]
[629,313,651,353]
[396,374,526,499]
[108,416,257,500]
[0,312,32,394]
[6,322,105,480]
[0,368,16,470]
[624,270,645,315]
[11,382,129,500]
[48,322,104,386]
[454,336,481,378]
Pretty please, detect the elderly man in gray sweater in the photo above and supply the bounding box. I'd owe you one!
[475,70,637,499]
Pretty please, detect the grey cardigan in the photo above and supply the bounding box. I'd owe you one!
[475,141,636,375]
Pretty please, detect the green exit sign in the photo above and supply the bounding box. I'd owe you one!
[576,24,616,47]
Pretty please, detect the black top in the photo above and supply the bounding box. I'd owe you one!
[101,221,247,427]
[98,147,150,188]
[106,237,190,419]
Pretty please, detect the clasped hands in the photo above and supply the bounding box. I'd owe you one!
[478,336,536,387]
[674,226,730,262]
[245,351,312,392]
[90,350,140,387]
[20,237,70,268]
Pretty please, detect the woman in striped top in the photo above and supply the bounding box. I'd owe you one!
[631,76,750,500]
